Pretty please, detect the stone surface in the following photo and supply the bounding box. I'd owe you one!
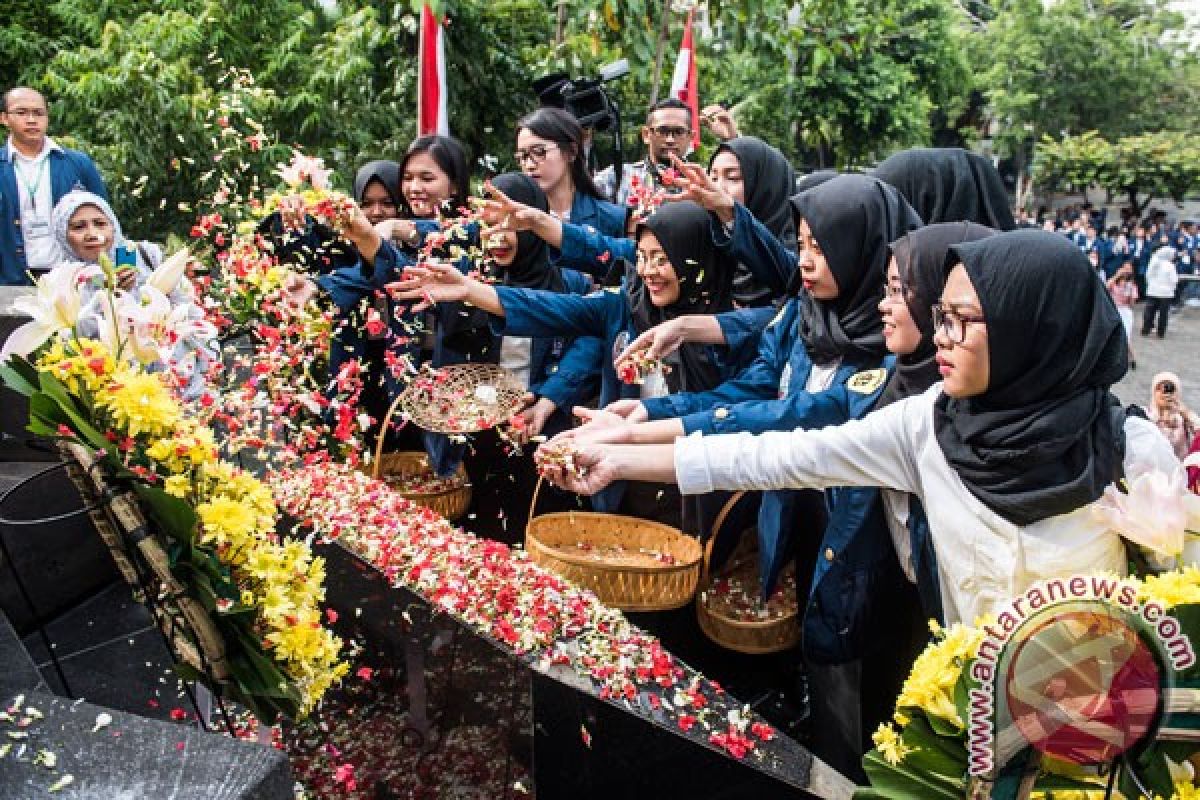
[0,610,46,695]
[0,461,120,634]
[0,690,293,800]
[1113,304,1200,411]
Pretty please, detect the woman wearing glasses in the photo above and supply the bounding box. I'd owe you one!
[512,107,626,276]
[540,230,1180,629]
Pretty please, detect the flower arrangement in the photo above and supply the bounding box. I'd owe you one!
[0,261,346,723]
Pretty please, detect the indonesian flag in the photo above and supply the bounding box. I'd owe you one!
[668,8,700,148]
[417,3,449,136]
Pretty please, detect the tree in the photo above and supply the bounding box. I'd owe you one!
[1034,130,1200,217]
[971,0,1195,182]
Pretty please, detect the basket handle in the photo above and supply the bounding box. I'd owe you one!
[700,490,748,585]
[526,475,550,543]
[373,392,409,480]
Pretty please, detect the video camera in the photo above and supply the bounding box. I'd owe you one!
[532,59,630,132]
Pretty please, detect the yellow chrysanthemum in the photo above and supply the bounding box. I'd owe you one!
[872,722,915,766]
[163,475,191,499]
[1140,567,1200,610]
[196,496,260,549]
[895,620,986,729]
[96,369,182,438]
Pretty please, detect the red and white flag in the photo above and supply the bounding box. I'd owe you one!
[668,8,700,148]
[417,3,449,136]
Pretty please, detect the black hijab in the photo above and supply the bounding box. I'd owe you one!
[712,137,797,250]
[795,170,838,194]
[354,160,403,208]
[933,230,1128,526]
[628,201,733,391]
[488,172,561,292]
[441,173,564,359]
[877,222,997,407]
[874,148,1016,231]
[789,175,922,366]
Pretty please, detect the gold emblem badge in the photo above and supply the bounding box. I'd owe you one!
[847,368,887,395]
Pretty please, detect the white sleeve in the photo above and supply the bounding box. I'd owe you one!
[674,392,925,496]
[1124,415,1181,476]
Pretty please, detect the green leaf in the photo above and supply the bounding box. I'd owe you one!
[132,484,199,544]
[0,358,40,397]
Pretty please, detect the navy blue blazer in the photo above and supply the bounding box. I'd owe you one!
[0,143,108,284]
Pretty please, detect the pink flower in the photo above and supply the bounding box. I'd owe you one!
[278,152,332,190]
[1095,466,1191,557]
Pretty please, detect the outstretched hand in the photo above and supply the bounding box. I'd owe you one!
[385,262,470,311]
[617,317,687,366]
[662,154,735,223]
[479,181,543,233]
[534,438,623,496]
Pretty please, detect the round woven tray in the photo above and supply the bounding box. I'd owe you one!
[397,363,525,434]
[525,478,701,611]
[369,395,472,521]
[695,491,801,655]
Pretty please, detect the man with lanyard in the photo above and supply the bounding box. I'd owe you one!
[1,87,108,285]
[594,98,739,207]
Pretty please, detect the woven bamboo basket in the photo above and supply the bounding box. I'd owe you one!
[696,491,801,655]
[524,477,702,611]
[60,441,231,681]
[368,394,472,521]
[397,363,525,434]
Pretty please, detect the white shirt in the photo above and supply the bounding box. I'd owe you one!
[498,336,532,389]
[7,136,61,269]
[675,384,1180,625]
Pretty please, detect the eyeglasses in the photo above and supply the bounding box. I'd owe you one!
[6,108,47,119]
[931,303,986,344]
[636,252,671,273]
[649,125,690,139]
[513,144,558,166]
[882,280,906,300]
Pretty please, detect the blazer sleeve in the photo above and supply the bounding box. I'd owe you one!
[557,222,636,276]
[679,362,889,436]
[710,203,796,296]
[493,286,618,340]
[534,335,604,411]
[640,320,786,420]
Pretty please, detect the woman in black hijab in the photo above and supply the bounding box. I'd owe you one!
[874,147,1016,231]
[932,230,1129,524]
[551,229,1181,628]
[706,137,799,301]
[877,222,998,408]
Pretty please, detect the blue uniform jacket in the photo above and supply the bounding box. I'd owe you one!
[492,284,760,511]
[0,144,109,284]
[645,291,897,662]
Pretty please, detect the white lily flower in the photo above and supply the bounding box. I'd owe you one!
[1095,467,1190,558]
[144,248,191,296]
[2,263,95,359]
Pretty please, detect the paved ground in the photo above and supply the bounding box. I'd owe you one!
[1112,303,1200,412]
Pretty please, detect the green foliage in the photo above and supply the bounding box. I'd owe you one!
[5,0,1195,240]
[973,0,1196,159]
[1035,130,1200,214]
